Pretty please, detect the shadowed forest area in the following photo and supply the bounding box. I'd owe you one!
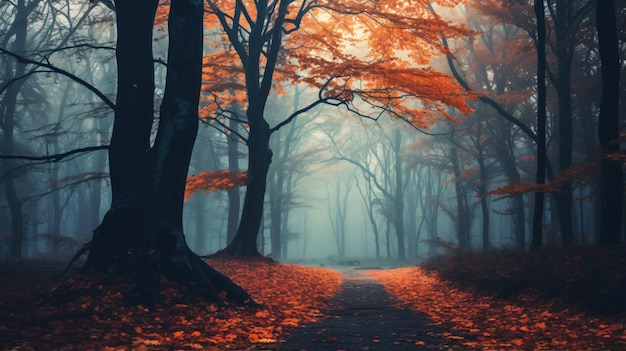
[1,0,625,350]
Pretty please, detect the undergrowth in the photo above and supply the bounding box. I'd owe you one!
[423,245,626,316]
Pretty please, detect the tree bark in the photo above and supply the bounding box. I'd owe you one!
[83,0,254,307]
[218,119,272,258]
[551,0,574,246]
[84,0,159,268]
[597,0,623,245]
[1,0,32,258]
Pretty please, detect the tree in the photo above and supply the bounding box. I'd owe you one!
[1,0,106,258]
[596,0,623,245]
[202,0,472,258]
[531,0,547,249]
[548,0,594,246]
[326,174,352,258]
[82,0,253,306]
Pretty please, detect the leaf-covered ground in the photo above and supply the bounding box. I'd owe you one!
[2,248,625,350]
[0,258,341,350]
[369,259,626,350]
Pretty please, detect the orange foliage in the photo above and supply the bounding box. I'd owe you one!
[1,259,341,350]
[184,170,248,201]
[369,267,626,350]
[199,0,475,126]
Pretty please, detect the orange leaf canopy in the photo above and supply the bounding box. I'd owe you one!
[201,0,475,126]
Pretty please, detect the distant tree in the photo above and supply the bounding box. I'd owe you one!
[332,122,414,260]
[1,0,104,257]
[1,0,42,258]
[83,0,253,306]
[355,176,382,259]
[326,174,352,258]
[226,114,242,245]
[531,0,547,249]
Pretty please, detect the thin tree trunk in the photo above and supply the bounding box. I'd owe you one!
[552,0,574,246]
[226,116,240,245]
[531,0,547,250]
[393,130,406,260]
[1,0,32,258]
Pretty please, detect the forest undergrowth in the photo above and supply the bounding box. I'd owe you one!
[423,245,626,316]
[370,245,626,350]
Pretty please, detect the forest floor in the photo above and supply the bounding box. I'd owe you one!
[0,247,624,350]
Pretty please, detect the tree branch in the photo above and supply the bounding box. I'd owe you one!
[0,145,109,162]
[0,47,115,109]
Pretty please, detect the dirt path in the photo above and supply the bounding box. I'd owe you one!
[279,270,447,350]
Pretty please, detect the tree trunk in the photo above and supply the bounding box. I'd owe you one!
[552,0,574,246]
[226,117,240,245]
[1,0,30,259]
[393,130,406,260]
[269,164,283,259]
[450,147,470,249]
[597,0,623,245]
[83,0,254,307]
[219,119,272,258]
[531,0,547,250]
[84,0,159,269]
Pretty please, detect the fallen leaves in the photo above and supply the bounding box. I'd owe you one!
[0,258,341,351]
[368,267,626,350]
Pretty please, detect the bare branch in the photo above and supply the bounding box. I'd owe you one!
[0,145,109,162]
[0,47,115,109]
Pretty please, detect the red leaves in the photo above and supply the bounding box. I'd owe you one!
[0,259,341,351]
[369,267,626,350]
[184,170,248,201]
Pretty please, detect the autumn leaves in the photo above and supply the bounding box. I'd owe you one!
[369,267,626,350]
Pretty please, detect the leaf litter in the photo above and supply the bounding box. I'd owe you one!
[368,267,626,350]
[0,258,341,350]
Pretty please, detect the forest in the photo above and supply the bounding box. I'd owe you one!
[1,0,625,350]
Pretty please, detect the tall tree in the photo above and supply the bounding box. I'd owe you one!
[531,0,547,249]
[596,0,623,245]
[83,0,253,306]
[202,0,472,258]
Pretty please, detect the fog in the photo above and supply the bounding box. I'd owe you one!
[1,0,623,264]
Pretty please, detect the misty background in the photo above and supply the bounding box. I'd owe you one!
[1,0,622,262]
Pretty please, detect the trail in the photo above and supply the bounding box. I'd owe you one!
[279,270,446,350]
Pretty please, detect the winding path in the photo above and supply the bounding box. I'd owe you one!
[279,270,446,350]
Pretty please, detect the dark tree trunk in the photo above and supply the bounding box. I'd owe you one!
[393,130,406,260]
[531,0,547,250]
[551,0,574,246]
[218,119,272,258]
[1,0,32,258]
[83,0,254,307]
[597,0,623,245]
[84,0,159,268]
